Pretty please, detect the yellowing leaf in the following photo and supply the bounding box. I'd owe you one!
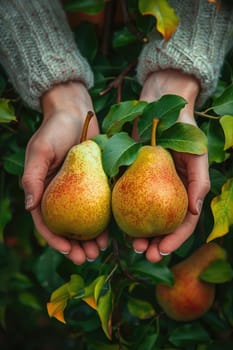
[0,99,17,123]
[47,274,84,324]
[128,297,156,319]
[138,0,179,41]
[83,275,113,340]
[98,288,113,340]
[219,115,233,150]
[207,178,233,242]
[83,296,97,310]
[47,300,66,324]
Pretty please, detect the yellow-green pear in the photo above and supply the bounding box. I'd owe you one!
[112,118,188,237]
[41,111,111,240]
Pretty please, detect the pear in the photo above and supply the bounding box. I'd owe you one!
[111,118,188,237]
[41,111,111,240]
[156,242,227,321]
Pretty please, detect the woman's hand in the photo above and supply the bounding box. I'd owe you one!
[132,69,210,262]
[22,81,108,264]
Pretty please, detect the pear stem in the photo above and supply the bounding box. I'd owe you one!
[151,118,159,147]
[80,111,94,143]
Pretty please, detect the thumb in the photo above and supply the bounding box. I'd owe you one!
[22,147,51,210]
[187,153,210,215]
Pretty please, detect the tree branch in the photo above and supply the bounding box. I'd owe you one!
[119,0,148,43]
[99,60,137,102]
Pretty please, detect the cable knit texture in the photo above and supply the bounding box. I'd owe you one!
[0,0,94,111]
[137,0,233,105]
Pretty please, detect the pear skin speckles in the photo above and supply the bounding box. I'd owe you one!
[41,140,111,240]
[112,145,188,237]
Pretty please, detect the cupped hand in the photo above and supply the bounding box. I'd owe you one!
[132,69,210,262]
[22,81,108,264]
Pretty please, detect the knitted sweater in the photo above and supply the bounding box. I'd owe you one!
[0,0,233,111]
[137,0,233,106]
[0,0,94,111]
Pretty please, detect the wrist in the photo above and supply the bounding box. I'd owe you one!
[40,81,99,140]
[41,81,94,122]
[142,69,200,100]
[141,69,200,126]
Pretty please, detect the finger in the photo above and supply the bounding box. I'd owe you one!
[65,241,87,265]
[82,241,99,261]
[132,238,149,253]
[96,230,109,251]
[31,208,71,253]
[22,142,52,210]
[158,211,200,255]
[145,237,163,263]
[186,153,210,215]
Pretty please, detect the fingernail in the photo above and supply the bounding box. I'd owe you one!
[87,258,95,262]
[60,251,70,255]
[159,251,170,256]
[196,199,203,214]
[100,247,107,252]
[25,194,34,209]
[134,249,144,254]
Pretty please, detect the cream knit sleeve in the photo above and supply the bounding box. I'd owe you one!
[136,0,233,105]
[0,0,94,111]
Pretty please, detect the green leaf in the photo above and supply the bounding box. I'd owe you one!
[200,259,233,284]
[92,134,109,151]
[113,27,137,48]
[209,168,227,195]
[74,22,98,61]
[202,309,230,333]
[18,292,41,310]
[128,260,174,285]
[102,132,141,177]
[0,198,12,243]
[94,275,107,301]
[10,272,33,290]
[102,100,147,135]
[169,322,210,347]
[83,275,105,310]
[93,91,112,114]
[212,83,233,115]
[138,95,187,142]
[127,297,156,319]
[219,115,233,150]
[136,333,159,350]
[64,0,105,14]
[204,119,226,164]
[138,0,179,41]
[83,276,112,340]
[34,247,64,291]
[207,178,233,242]
[68,274,86,299]
[158,122,208,154]
[97,286,112,340]
[3,149,25,176]
[222,287,233,328]
[47,274,85,324]
[0,99,16,123]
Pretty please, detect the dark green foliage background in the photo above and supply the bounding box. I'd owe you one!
[1,1,233,349]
